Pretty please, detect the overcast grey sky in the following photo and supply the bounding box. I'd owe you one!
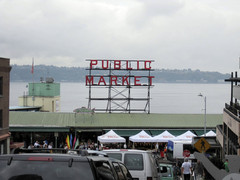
[1,0,240,73]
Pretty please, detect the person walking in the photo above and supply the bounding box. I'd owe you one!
[181,158,192,180]
[194,160,205,180]
[224,158,229,172]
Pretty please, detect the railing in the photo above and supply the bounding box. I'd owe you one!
[225,103,240,118]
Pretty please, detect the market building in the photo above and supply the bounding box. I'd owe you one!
[0,57,11,154]
[18,78,60,112]
[9,111,222,149]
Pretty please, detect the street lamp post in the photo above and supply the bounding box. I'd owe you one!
[198,93,207,136]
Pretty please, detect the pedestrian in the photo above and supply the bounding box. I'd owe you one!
[181,158,192,180]
[28,144,33,149]
[64,144,68,149]
[48,142,53,149]
[43,140,48,148]
[224,158,229,172]
[194,160,205,180]
[34,141,40,148]
[59,142,64,148]
[173,162,181,179]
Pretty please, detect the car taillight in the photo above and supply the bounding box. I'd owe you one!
[28,157,53,161]
[147,177,152,180]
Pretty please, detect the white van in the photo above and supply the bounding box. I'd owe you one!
[103,149,161,180]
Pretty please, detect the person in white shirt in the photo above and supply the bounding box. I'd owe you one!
[34,141,40,148]
[181,158,192,180]
[48,142,53,149]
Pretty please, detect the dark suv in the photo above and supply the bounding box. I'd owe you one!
[0,153,132,180]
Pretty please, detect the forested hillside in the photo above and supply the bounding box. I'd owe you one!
[10,64,230,83]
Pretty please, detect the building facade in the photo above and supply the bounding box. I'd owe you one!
[18,78,60,112]
[217,71,240,157]
[0,57,11,154]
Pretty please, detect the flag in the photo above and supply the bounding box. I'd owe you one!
[31,59,34,74]
[70,134,73,149]
[66,135,70,149]
[72,136,76,149]
[74,138,79,149]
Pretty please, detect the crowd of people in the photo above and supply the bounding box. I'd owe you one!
[28,140,54,149]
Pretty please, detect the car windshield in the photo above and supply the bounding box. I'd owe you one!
[0,160,94,180]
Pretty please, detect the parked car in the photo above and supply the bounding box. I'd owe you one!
[103,149,167,180]
[0,153,132,180]
[159,163,175,180]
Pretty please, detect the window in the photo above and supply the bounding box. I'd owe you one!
[107,153,122,161]
[119,163,132,180]
[0,110,2,128]
[0,77,2,96]
[124,154,143,170]
[0,159,94,180]
[113,162,125,180]
[95,161,114,180]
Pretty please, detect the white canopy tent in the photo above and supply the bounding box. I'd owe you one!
[201,130,216,137]
[152,130,175,142]
[129,130,154,142]
[97,130,126,144]
[174,130,196,141]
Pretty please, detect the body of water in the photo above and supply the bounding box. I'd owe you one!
[10,82,231,114]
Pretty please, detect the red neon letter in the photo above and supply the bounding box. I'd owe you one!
[134,76,141,86]
[148,76,154,86]
[90,60,98,69]
[114,60,121,70]
[122,76,129,85]
[86,76,94,85]
[126,61,132,70]
[102,60,109,69]
[137,61,140,70]
[110,76,118,85]
[144,61,152,70]
[98,76,106,86]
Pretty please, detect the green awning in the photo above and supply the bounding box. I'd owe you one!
[100,129,216,137]
[193,130,216,136]
[167,130,189,136]
[150,130,164,136]
[106,130,155,137]
[9,127,69,132]
[105,130,141,137]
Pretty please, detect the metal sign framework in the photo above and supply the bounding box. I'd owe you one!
[86,59,154,113]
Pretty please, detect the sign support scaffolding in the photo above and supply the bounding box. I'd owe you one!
[86,59,154,114]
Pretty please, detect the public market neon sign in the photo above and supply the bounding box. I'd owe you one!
[85,60,154,86]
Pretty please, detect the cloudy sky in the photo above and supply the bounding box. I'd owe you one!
[1,0,240,73]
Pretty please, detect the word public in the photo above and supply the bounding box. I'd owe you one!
[86,60,154,86]
[89,60,152,70]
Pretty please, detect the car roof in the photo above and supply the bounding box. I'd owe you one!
[159,163,173,167]
[103,149,148,153]
[87,155,122,162]
[0,153,90,164]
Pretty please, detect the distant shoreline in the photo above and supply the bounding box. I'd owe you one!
[10,64,230,83]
